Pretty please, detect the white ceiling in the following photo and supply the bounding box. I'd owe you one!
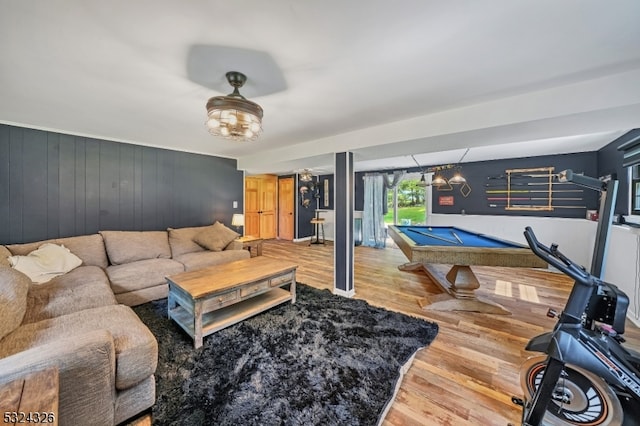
[1,1,639,175]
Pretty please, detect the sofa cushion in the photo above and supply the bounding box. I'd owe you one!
[0,246,11,268]
[22,266,117,324]
[0,304,157,390]
[193,221,239,252]
[8,243,83,284]
[0,267,30,341]
[6,234,109,269]
[106,258,184,294]
[100,231,171,265]
[167,225,212,257]
[175,249,250,272]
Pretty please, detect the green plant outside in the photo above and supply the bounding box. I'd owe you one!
[383,205,426,225]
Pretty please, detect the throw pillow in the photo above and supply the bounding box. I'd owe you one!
[0,266,30,340]
[193,221,239,252]
[8,243,83,284]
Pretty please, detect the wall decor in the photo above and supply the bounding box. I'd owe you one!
[300,180,319,208]
[324,178,329,207]
[439,196,454,206]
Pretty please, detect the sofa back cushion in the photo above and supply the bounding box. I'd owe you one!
[167,225,212,257]
[100,231,171,265]
[0,266,30,340]
[0,246,11,268]
[5,234,108,269]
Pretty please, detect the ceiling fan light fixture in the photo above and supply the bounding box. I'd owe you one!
[205,71,263,142]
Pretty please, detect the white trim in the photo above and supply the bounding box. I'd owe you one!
[333,287,355,298]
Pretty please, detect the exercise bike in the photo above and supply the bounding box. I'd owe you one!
[514,226,640,425]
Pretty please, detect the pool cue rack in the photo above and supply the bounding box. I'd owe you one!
[486,166,586,212]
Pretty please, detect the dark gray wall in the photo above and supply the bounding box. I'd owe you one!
[0,124,244,244]
[430,152,599,217]
[351,152,600,218]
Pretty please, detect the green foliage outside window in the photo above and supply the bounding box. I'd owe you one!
[384,176,427,225]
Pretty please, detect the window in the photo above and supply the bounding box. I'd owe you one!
[632,165,640,215]
[384,173,427,225]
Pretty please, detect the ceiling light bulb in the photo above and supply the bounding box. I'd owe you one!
[220,127,230,136]
[227,114,238,125]
[207,118,220,129]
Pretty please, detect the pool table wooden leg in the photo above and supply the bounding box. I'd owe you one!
[398,262,423,271]
[418,264,511,315]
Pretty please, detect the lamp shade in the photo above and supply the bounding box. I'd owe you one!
[432,175,448,186]
[231,214,244,227]
[448,172,467,185]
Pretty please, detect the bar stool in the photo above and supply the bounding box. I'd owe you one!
[309,212,325,245]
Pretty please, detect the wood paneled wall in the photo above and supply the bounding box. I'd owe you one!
[0,124,243,244]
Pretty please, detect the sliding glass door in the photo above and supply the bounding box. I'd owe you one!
[384,172,427,226]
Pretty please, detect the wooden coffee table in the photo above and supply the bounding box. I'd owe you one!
[166,257,298,349]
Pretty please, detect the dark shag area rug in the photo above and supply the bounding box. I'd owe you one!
[133,283,439,426]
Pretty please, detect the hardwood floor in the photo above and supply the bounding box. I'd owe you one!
[262,239,640,426]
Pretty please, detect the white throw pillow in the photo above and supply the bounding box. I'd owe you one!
[8,243,82,284]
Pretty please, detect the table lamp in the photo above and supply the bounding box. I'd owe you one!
[231,214,244,233]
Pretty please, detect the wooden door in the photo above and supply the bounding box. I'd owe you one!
[244,175,277,239]
[244,177,261,237]
[278,177,295,240]
[259,176,277,239]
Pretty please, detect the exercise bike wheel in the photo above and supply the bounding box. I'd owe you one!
[520,356,624,426]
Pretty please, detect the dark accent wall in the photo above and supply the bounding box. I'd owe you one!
[0,124,243,244]
[351,152,599,218]
[430,152,598,217]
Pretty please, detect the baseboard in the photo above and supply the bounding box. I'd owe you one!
[292,237,311,243]
[333,287,355,298]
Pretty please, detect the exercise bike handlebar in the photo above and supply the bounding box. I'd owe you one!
[523,227,594,286]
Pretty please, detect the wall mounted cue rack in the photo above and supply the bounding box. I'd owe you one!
[486,166,586,212]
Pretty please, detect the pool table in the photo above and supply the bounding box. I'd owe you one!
[388,225,546,314]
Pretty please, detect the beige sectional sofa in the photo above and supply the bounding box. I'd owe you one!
[0,223,250,425]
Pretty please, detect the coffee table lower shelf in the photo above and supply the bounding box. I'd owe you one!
[169,288,292,341]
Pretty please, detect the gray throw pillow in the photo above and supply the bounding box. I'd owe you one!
[194,222,239,252]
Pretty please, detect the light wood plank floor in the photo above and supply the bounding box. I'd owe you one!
[262,239,640,426]
[131,238,639,426]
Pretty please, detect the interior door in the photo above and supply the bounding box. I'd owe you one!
[260,176,278,239]
[278,177,295,240]
[244,175,278,239]
[244,177,260,237]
